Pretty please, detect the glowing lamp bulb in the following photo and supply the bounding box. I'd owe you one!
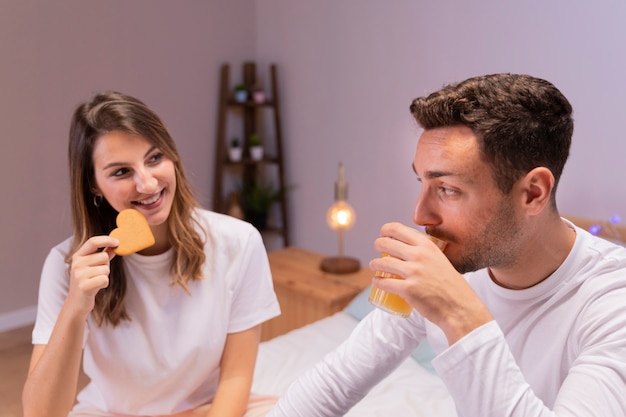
[326,201,355,230]
[319,162,360,274]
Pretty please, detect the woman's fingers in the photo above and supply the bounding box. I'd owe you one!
[67,236,119,313]
[73,235,119,257]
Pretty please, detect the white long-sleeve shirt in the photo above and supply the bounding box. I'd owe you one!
[269,222,626,417]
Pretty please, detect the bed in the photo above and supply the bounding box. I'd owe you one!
[253,306,457,416]
[252,215,625,416]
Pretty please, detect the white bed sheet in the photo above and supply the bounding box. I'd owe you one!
[253,311,457,416]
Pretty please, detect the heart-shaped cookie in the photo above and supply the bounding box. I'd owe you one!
[109,209,155,256]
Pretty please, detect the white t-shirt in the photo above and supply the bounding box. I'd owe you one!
[33,209,281,415]
[269,221,626,417]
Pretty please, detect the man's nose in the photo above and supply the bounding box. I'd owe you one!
[413,192,439,227]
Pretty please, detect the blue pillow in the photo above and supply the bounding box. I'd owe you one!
[344,286,376,321]
[411,340,436,373]
[344,286,437,373]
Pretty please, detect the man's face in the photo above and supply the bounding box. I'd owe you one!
[412,126,525,273]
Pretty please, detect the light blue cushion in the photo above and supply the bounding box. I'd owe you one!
[344,285,376,321]
[411,340,436,373]
[344,286,437,373]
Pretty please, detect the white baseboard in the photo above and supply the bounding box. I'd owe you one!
[0,305,37,333]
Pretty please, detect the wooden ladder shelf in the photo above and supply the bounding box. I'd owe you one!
[212,61,290,247]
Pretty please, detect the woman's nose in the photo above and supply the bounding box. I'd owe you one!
[135,170,158,194]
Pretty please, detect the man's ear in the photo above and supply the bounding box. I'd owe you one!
[519,167,554,215]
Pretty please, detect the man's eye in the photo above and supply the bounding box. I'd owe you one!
[440,187,459,196]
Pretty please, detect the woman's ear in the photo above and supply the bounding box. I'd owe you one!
[91,184,104,207]
[520,167,554,215]
[91,184,102,196]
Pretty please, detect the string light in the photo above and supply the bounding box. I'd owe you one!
[588,214,623,241]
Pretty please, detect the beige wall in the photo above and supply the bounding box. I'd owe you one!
[3,0,626,330]
[0,0,255,326]
[255,0,626,268]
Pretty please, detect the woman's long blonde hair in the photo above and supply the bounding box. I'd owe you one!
[66,91,206,326]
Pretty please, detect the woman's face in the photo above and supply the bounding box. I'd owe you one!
[92,130,177,229]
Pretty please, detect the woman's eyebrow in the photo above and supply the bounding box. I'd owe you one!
[102,146,158,171]
[144,146,158,158]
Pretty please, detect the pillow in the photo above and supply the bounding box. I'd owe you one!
[344,285,376,321]
[344,286,437,373]
[411,340,436,373]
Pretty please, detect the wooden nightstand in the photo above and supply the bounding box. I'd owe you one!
[261,246,373,341]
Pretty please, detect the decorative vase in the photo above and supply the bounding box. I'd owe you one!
[234,90,247,103]
[253,90,265,103]
[227,191,245,220]
[250,146,264,161]
[228,147,242,162]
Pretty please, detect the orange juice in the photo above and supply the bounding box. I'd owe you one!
[368,272,413,317]
[368,234,447,318]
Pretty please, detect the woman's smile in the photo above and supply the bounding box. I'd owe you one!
[132,189,165,209]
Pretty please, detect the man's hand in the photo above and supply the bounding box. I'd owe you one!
[369,222,493,344]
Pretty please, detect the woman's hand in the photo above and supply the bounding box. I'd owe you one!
[66,235,118,318]
[369,222,493,345]
[23,235,119,417]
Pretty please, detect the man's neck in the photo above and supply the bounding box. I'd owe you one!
[488,217,576,290]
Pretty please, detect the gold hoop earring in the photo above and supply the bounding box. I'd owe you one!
[93,195,103,208]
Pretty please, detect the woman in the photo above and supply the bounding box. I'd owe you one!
[23,92,280,417]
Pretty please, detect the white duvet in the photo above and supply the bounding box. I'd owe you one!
[252,312,457,416]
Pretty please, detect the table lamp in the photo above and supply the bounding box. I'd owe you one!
[320,162,361,274]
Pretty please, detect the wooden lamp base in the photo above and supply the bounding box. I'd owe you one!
[320,256,361,274]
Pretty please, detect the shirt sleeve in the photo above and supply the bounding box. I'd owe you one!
[227,225,280,333]
[433,313,626,417]
[32,242,71,345]
[268,309,424,417]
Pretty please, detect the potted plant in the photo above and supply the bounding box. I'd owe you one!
[233,84,248,103]
[248,133,264,160]
[228,138,242,162]
[239,179,284,230]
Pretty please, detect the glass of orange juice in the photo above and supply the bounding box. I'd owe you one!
[368,233,447,318]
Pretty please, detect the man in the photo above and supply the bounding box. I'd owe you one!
[268,74,626,416]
